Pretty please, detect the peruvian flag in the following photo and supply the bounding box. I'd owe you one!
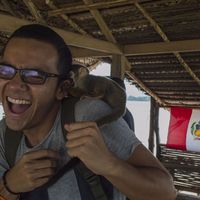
[167,107,200,151]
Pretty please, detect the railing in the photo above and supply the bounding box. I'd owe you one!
[157,144,200,199]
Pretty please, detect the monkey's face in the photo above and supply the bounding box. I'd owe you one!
[69,71,78,87]
[69,66,88,88]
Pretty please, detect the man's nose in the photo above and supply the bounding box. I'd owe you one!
[7,72,28,91]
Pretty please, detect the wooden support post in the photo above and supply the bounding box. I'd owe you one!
[111,55,125,79]
[149,98,160,154]
[149,97,155,153]
[154,102,160,156]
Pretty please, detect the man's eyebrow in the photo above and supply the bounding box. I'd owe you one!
[0,61,11,65]
[23,65,43,69]
[0,62,44,70]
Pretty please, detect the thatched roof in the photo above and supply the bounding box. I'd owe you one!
[0,0,200,108]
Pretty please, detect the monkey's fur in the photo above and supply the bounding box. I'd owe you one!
[67,64,126,127]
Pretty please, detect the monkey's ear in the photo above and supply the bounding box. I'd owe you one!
[79,67,88,77]
[69,71,75,79]
[56,79,73,100]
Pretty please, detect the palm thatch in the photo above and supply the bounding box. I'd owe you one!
[0,0,200,107]
[1,1,200,198]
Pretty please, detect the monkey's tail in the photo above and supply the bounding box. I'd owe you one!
[96,107,125,127]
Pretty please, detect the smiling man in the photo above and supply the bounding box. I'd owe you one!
[0,24,176,200]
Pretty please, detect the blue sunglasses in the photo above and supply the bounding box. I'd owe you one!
[0,63,65,85]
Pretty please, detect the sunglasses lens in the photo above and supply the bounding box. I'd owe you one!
[0,65,15,80]
[22,70,45,84]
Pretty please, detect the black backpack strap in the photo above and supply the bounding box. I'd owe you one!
[75,162,109,200]
[74,167,96,200]
[100,177,113,200]
[60,96,81,172]
[61,96,80,133]
[61,97,109,200]
[5,128,23,168]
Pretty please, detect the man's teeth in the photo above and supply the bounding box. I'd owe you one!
[7,97,31,105]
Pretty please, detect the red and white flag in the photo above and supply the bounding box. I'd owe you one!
[167,107,200,152]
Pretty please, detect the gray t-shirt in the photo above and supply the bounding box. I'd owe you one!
[0,99,141,200]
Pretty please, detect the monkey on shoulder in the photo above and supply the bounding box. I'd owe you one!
[67,64,127,127]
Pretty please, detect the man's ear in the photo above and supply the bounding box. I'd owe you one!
[56,79,73,100]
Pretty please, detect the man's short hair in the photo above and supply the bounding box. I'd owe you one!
[3,24,72,76]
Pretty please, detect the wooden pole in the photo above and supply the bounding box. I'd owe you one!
[154,102,160,156]
[111,55,125,79]
[149,97,155,152]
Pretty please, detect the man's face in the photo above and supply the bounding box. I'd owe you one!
[0,37,61,131]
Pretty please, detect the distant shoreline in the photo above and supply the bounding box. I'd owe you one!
[127,96,150,102]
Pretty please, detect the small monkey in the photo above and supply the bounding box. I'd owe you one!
[67,64,127,127]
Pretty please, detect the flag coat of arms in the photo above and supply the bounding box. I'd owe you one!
[167,107,200,152]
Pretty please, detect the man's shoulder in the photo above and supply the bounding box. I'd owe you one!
[76,98,110,110]
[73,98,141,160]
[74,98,112,122]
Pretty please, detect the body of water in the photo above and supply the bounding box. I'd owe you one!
[127,101,170,148]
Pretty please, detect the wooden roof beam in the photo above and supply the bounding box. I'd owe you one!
[82,0,124,79]
[1,0,17,16]
[63,38,200,58]
[45,1,100,68]
[143,80,195,83]
[164,100,200,106]
[82,0,166,106]
[48,0,135,16]
[124,39,200,56]
[1,14,199,58]
[46,0,89,36]
[74,39,200,57]
[70,46,110,58]
[156,91,200,96]
[72,39,200,58]
[0,14,122,54]
[82,0,116,43]
[134,1,200,87]
[157,95,200,100]
[22,0,45,24]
